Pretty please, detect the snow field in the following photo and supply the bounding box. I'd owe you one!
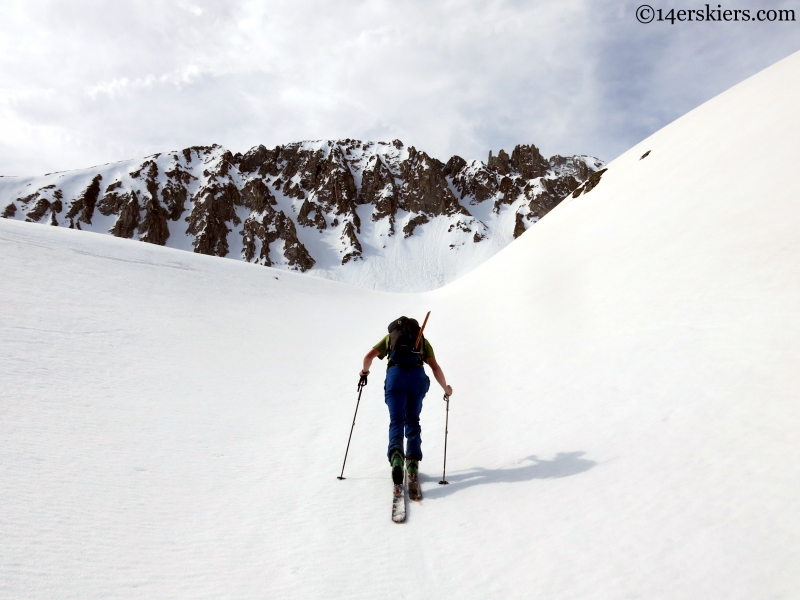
[2,49,800,599]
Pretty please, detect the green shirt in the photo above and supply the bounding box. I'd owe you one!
[374,335,435,361]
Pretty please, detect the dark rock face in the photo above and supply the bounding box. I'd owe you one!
[98,185,127,216]
[446,143,604,239]
[400,147,465,217]
[361,155,398,232]
[487,149,512,175]
[187,182,240,256]
[66,174,102,226]
[549,155,591,181]
[513,213,527,239]
[27,198,51,222]
[139,193,171,246]
[511,145,549,180]
[163,165,194,221]
[13,185,63,224]
[403,214,430,238]
[571,168,608,198]
[241,178,276,214]
[451,164,498,204]
[129,161,171,246]
[242,209,316,270]
[110,192,140,239]
[314,147,359,217]
[238,144,274,175]
[298,199,327,230]
[443,155,467,177]
[1,140,602,273]
[279,213,316,270]
[341,221,363,264]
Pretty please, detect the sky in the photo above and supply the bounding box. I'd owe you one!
[1,0,799,176]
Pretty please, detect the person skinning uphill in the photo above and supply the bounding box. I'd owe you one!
[359,315,453,501]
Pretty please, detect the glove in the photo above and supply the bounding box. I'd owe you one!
[358,371,369,388]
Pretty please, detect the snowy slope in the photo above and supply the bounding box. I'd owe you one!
[2,50,800,599]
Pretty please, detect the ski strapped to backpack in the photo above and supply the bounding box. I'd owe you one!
[387,311,431,368]
[415,311,430,350]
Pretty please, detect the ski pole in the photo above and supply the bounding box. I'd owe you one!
[439,393,450,485]
[337,377,366,480]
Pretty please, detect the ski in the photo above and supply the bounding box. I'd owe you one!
[408,473,423,501]
[392,482,406,523]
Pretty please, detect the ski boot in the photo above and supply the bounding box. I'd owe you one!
[407,458,422,501]
[390,450,405,485]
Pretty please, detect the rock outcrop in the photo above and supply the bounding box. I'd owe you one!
[0,140,603,274]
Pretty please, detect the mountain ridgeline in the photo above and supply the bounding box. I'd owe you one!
[1,140,603,288]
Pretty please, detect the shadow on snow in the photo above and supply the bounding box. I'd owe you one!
[420,451,597,499]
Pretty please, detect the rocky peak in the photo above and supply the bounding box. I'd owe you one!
[1,139,603,288]
[487,149,512,175]
[399,147,465,217]
[510,145,549,180]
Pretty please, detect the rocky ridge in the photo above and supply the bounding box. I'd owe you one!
[0,140,603,290]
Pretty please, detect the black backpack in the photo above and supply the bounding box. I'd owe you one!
[387,316,424,368]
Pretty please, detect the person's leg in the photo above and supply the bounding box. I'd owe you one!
[404,369,430,461]
[385,368,408,462]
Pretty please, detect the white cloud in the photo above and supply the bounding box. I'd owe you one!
[86,65,203,98]
[1,0,798,175]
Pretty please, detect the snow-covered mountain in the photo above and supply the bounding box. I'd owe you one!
[3,50,799,600]
[0,141,603,291]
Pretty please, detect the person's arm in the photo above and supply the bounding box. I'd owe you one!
[425,356,453,396]
[361,348,379,376]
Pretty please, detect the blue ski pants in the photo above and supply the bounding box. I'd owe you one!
[385,366,430,462]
